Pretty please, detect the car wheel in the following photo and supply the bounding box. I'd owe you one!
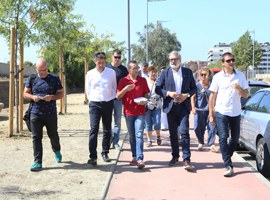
[256,138,270,177]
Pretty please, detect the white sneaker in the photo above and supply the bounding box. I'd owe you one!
[224,166,234,177]
[198,143,204,151]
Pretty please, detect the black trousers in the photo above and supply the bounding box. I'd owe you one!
[89,100,113,159]
[30,113,60,164]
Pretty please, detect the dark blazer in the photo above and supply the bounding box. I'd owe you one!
[155,67,197,114]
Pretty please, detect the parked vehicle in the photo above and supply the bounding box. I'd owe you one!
[241,81,270,106]
[239,88,270,177]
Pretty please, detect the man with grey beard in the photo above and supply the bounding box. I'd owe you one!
[155,51,197,171]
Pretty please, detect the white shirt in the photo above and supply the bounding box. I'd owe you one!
[209,69,249,117]
[172,67,183,94]
[85,67,117,102]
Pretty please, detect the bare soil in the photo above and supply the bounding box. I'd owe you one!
[0,93,125,200]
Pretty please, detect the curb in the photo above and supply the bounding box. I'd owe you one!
[234,152,270,188]
[100,132,128,200]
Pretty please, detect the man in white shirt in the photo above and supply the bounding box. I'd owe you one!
[209,52,249,177]
[85,52,117,165]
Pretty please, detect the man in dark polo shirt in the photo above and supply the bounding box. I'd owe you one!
[106,49,128,150]
[23,58,64,172]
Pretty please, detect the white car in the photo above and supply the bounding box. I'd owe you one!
[240,88,270,177]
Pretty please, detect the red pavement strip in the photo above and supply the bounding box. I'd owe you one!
[106,120,270,200]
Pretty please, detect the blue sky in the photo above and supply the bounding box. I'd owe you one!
[0,0,269,63]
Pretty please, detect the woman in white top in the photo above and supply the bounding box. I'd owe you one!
[145,66,163,147]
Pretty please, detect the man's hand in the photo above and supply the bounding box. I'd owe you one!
[209,115,215,125]
[43,95,53,102]
[33,95,43,102]
[125,84,135,92]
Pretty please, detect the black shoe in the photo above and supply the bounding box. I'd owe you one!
[102,154,111,162]
[169,157,179,166]
[87,158,97,166]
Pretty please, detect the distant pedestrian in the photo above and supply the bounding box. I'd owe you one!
[106,49,128,150]
[155,51,197,171]
[191,67,218,152]
[209,52,249,177]
[116,60,149,169]
[23,58,63,172]
[138,62,149,78]
[86,52,117,166]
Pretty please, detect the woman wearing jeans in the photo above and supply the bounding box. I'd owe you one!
[145,66,163,147]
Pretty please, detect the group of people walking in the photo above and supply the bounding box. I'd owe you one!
[23,50,249,177]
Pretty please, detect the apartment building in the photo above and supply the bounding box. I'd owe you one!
[207,42,270,69]
[207,43,232,64]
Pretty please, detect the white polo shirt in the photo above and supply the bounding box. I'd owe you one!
[85,67,117,102]
[209,69,249,117]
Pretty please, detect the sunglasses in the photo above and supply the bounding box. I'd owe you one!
[225,58,235,63]
[114,56,121,59]
[200,73,207,77]
[95,52,106,57]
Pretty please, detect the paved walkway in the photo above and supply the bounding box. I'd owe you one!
[106,117,270,200]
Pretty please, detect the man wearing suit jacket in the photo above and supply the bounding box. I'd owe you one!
[155,51,197,170]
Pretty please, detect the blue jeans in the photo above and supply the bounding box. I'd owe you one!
[167,104,191,161]
[31,113,60,164]
[125,115,145,161]
[145,109,161,131]
[194,110,217,146]
[89,100,113,159]
[215,112,240,167]
[112,99,123,145]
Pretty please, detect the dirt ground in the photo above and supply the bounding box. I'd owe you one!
[0,93,126,200]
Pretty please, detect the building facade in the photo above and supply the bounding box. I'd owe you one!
[207,43,232,64]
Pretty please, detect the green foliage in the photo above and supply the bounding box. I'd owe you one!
[131,23,181,68]
[208,60,222,69]
[23,60,33,67]
[232,31,262,71]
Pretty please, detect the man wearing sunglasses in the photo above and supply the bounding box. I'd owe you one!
[106,49,128,150]
[209,52,249,177]
[86,52,117,165]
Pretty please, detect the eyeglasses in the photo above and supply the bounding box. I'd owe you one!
[97,56,106,59]
[36,69,48,73]
[169,58,180,62]
[200,73,207,77]
[114,56,121,59]
[225,58,235,63]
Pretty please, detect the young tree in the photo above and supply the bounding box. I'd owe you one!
[131,23,181,67]
[232,31,262,71]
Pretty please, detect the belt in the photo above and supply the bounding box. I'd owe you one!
[91,100,112,104]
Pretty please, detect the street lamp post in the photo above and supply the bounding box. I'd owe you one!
[127,0,131,62]
[249,30,255,67]
[146,0,166,63]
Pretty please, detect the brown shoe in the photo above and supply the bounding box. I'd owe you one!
[169,158,179,166]
[183,160,192,171]
[137,160,145,169]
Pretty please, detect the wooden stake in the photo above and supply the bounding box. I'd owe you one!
[8,27,16,137]
[19,41,24,131]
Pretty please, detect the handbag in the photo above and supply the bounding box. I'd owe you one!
[23,74,36,132]
[23,104,32,131]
